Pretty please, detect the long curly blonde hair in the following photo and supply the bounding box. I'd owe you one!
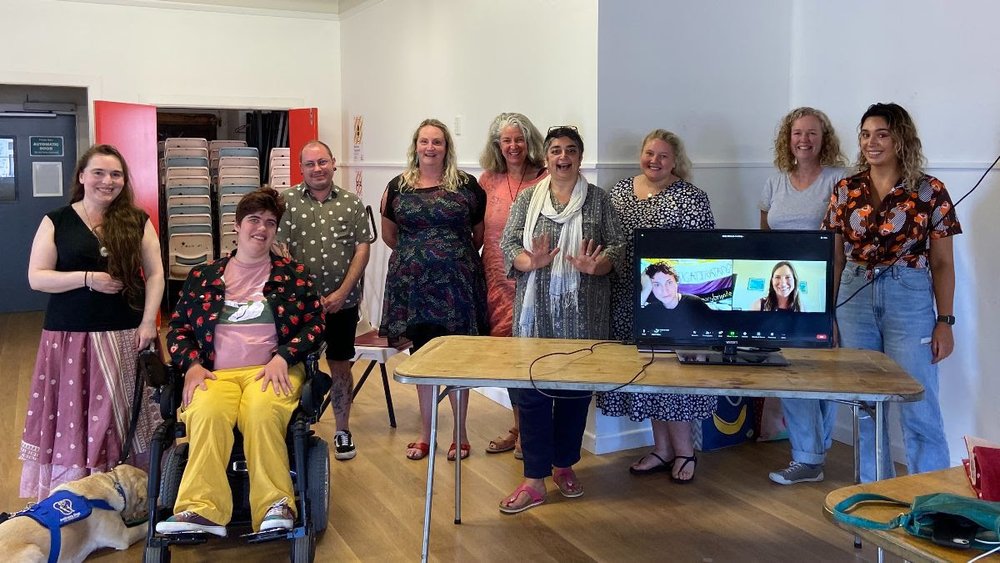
[399,118,467,192]
[772,107,846,173]
[855,103,926,192]
[70,144,146,310]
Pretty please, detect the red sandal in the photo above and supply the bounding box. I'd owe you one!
[406,441,430,461]
[447,442,470,461]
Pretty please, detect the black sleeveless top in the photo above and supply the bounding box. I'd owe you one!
[42,205,146,332]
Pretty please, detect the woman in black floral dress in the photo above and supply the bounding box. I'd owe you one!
[595,129,717,483]
[380,118,488,461]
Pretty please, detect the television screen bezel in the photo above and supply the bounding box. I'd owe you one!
[632,228,836,351]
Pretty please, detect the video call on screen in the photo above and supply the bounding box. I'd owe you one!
[633,230,835,348]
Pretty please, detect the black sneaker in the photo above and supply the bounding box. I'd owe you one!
[769,461,824,485]
[334,430,356,460]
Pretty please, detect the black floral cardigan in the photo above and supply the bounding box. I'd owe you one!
[167,252,325,372]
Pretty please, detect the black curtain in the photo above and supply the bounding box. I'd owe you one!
[245,110,288,182]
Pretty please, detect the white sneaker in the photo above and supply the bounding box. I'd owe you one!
[259,497,294,532]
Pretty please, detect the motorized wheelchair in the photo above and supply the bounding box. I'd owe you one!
[138,349,332,563]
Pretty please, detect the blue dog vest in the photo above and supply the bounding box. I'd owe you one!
[15,490,115,563]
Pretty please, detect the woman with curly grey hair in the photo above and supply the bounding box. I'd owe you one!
[478,112,548,457]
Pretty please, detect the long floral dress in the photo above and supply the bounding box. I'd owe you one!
[379,175,488,341]
[479,169,547,336]
[596,177,718,422]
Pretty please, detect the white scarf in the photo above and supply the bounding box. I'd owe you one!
[518,173,588,336]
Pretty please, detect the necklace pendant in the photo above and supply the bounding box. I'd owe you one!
[100,246,109,258]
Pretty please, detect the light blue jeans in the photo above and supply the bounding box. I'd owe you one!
[782,398,837,465]
[837,263,949,482]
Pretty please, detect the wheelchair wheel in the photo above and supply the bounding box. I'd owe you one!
[305,436,330,534]
[144,545,171,563]
[290,530,315,563]
[159,443,188,511]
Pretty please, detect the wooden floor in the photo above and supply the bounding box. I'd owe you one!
[1,311,905,562]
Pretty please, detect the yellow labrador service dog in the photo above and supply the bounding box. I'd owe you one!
[0,464,148,563]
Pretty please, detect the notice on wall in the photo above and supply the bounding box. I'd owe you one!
[352,115,363,162]
[32,162,63,197]
[30,136,64,157]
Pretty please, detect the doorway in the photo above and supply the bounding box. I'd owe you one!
[0,112,78,313]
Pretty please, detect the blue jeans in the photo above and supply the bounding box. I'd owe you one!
[782,398,837,465]
[836,263,949,482]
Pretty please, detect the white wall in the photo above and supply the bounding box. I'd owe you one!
[597,0,793,229]
[792,0,1000,454]
[339,0,599,325]
[1,0,342,145]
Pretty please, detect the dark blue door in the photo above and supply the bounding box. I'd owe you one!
[0,114,77,313]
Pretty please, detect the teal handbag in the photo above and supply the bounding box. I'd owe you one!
[832,492,1000,552]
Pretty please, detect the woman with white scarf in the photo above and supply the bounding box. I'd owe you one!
[498,126,624,514]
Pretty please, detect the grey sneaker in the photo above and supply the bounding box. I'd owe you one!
[769,461,824,485]
[155,511,227,537]
[260,497,294,532]
[334,430,357,460]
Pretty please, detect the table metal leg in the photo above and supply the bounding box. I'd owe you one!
[454,388,463,525]
[852,402,862,549]
[420,384,441,563]
[875,401,884,482]
[875,401,885,562]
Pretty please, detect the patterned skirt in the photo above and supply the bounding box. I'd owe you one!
[596,391,717,423]
[19,328,160,500]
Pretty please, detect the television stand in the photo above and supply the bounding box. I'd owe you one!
[676,344,789,366]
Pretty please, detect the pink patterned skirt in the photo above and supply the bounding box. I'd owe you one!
[19,328,160,500]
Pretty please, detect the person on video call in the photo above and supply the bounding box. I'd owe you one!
[751,261,802,312]
[640,262,710,314]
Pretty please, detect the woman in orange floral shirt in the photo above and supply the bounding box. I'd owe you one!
[823,103,959,482]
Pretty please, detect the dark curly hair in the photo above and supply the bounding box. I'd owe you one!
[644,261,678,282]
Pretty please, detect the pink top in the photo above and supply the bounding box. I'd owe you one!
[213,257,279,370]
[478,168,548,336]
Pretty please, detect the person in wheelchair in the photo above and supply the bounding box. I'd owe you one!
[156,187,325,537]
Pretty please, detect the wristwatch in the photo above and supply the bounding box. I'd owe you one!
[936,315,956,326]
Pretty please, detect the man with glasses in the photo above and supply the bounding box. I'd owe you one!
[275,140,371,460]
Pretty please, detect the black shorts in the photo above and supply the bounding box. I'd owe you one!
[323,305,359,361]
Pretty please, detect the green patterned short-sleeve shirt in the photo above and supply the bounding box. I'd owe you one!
[277,183,371,308]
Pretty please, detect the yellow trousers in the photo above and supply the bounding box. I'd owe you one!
[175,364,303,530]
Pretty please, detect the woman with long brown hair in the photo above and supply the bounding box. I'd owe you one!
[20,144,164,499]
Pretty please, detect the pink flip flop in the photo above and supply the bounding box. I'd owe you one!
[552,467,584,498]
[499,482,546,514]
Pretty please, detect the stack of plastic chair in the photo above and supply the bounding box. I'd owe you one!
[215,146,260,256]
[163,138,213,281]
[209,140,247,181]
[268,147,292,189]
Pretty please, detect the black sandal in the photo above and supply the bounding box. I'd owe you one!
[671,455,697,484]
[629,452,674,475]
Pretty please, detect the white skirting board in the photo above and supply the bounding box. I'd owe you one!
[476,388,909,462]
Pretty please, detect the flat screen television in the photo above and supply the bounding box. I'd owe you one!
[633,229,835,366]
